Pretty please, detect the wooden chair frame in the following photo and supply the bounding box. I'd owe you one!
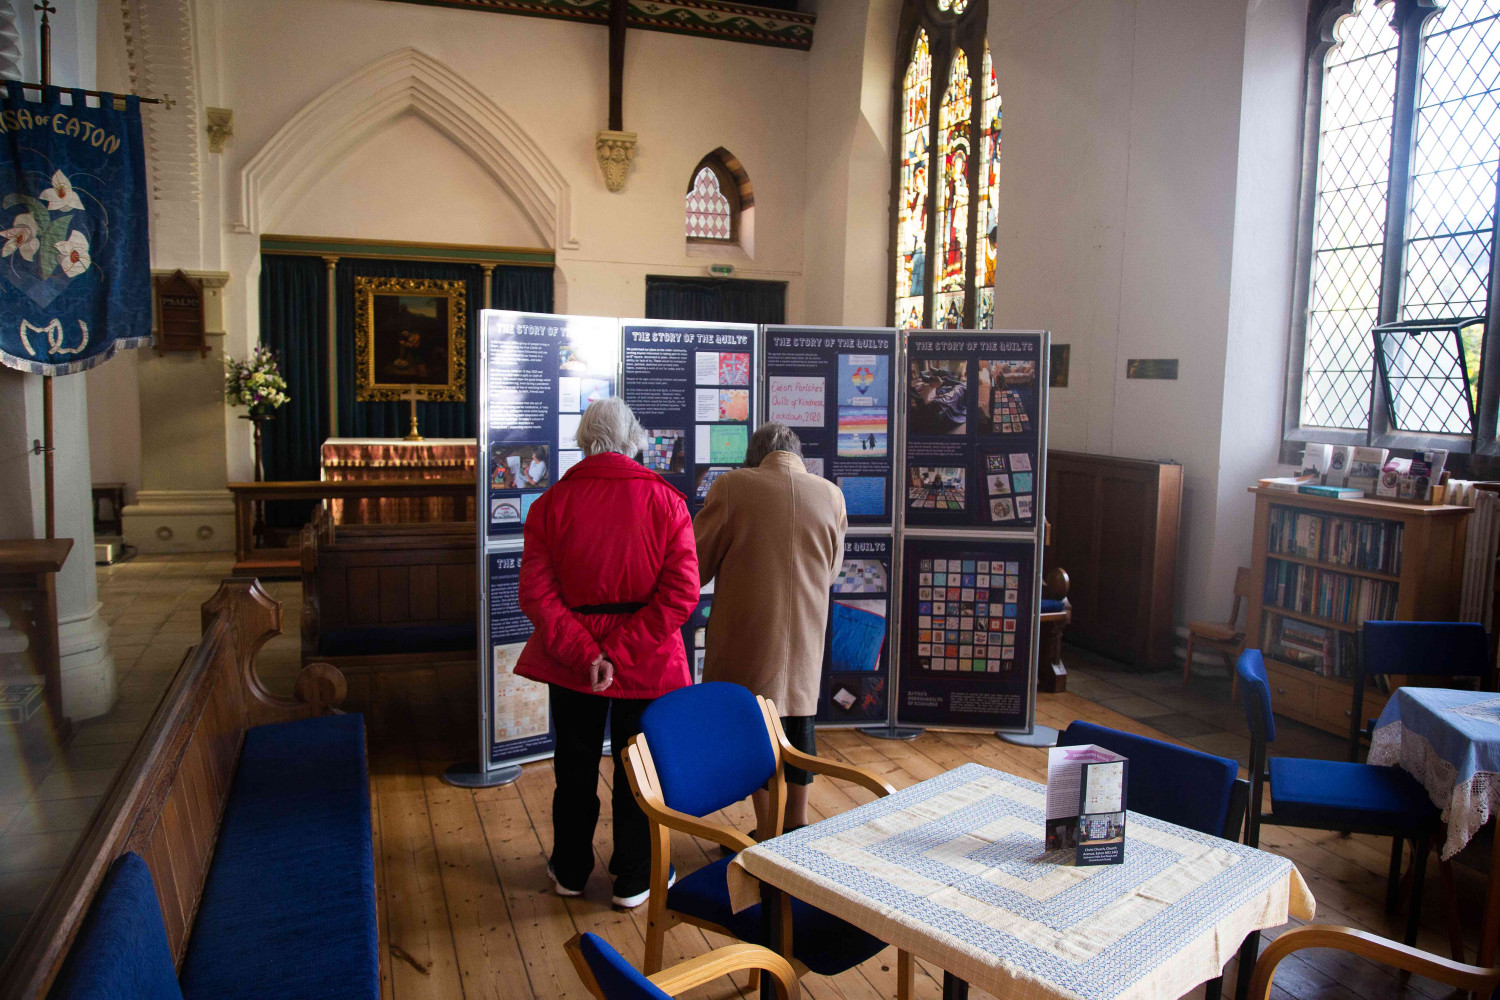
[621,695,908,998]
[565,934,799,1000]
[1183,566,1250,697]
[1246,925,1500,1000]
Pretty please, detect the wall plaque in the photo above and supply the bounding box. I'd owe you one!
[153,270,208,356]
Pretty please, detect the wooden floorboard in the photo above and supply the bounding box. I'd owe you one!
[352,676,1488,1000]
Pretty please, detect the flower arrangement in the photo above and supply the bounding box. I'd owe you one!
[224,346,290,419]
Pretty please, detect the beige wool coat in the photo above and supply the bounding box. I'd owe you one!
[694,450,848,717]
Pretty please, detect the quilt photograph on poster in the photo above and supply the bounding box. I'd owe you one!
[817,535,894,724]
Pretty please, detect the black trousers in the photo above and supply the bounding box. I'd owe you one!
[548,684,653,890]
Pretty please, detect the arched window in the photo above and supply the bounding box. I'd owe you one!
[1289,0,1500,453]
[891,0,997,330]
[685,149,752,247]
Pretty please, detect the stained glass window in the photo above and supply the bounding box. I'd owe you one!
[937,0,969,12]
[1301,0,1396,429]
[934,49,972,329]
[977,44,1001,330]
[686,165,733,241]
[895,30,932,330]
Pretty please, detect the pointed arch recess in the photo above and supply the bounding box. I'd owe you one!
[233,47,575,249]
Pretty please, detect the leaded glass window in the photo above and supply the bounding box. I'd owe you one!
[935,48,972,329]
[1292,0,1500,450]
[890,0,996,330]
[977,44,1001,329]
[686,166,733,241]
[895,30,932,330]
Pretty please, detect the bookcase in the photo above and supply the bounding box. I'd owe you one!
[1245,487,1471,737]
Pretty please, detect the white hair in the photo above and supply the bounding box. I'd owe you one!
[746,422,802,467]
[576,396,647,457]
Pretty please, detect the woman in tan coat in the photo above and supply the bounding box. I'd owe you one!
[694,422,847,833]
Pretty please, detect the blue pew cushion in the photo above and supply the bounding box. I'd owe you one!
[1059,721,1238,836]
[641,683,777,817]
[668,856,887,976]
[1040,599,1067,615]
[52,852,184,1000]
[178,713,377,1000]
[577,933,673,1000]
[1269,757,1437,831]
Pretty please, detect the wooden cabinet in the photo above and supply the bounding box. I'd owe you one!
[1045,451,1183,669]
[1245,488,1468,737]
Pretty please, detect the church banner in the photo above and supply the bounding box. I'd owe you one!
[0,84,152,375]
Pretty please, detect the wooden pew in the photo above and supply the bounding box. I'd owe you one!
[300,507,477,671]
[0,579,347,1000]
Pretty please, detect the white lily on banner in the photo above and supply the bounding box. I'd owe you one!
[54,229,90,277]
[40,170,84,212]
[1,212,38,261]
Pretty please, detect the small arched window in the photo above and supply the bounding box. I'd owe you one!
[685,150,752,246]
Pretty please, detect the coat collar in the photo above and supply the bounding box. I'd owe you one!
[757,451,805,474]
[559,450,666,484]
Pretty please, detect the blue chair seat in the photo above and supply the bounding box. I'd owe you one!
[1040,598,1066,615]
[667,856,887,976]
[1268,757,1437,831]
[178,713,378,1000]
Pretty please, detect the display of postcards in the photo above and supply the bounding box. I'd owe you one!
[1017,495,1034,519]
[695,466,732,501]
[988,388,1032,434]
[833,559,888,594]
[987,473,1012,495]
[490,444,550,490]
[990,497,1016,522]
[907,360,968,435]
[719,389,750,421]
[1010,453,1032,472]
[838,407,889,457]
[643,430,686,473]
[803,457,825,477]
[719,353,751,386]
[1013,472,1033,493]
[907,466,965,509]
[913,558,1022,673]
[987,455,1008,472]
[490,497,520,525]
[830,600,887,672]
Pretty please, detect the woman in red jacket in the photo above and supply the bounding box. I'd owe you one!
[515,396,699,909]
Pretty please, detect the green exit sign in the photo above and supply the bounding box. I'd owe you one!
[708,264,735,276]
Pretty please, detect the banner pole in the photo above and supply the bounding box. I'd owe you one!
[37,4,55,540]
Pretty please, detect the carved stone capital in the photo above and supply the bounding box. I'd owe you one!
[595,129,638,193]
[206,107,233,154]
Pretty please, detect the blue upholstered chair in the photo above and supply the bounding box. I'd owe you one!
[1353,621,1490,761]
[1237,649,1440,946]
[566,932,796,1000]
[1058,721,1248,1000]
[623,682,903,996]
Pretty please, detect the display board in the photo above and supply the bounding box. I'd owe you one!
[816,531,894,725]
[890,330,1050,735]
[764,326,896,526]
[895,535,1036,728]
[474,310,623,778]
[903,333,1043,530]
[621,319,758,515]
[482,311,620,539]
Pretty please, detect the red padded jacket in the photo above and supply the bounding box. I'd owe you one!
[514,451,699,699]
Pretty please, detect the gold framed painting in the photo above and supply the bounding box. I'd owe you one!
[353,276,468,402]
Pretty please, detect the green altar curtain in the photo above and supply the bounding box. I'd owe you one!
[644,275,786,325]
[258,254,552,526]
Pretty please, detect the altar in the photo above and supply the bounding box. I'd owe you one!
[320,438,477,524]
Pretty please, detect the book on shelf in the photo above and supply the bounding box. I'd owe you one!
[1259,474,1320,492]
[1326,445,1353,486]
[1262,612,1359,678]
[1345,447,1388,496]
[1298,484,1365,499]
[1266,504,1404,575]
[1263,557,1400,624]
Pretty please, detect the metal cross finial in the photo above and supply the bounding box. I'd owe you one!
[160,93,176,110]
[34,2,56,21]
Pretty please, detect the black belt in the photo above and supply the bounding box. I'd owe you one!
[571,601,647,615]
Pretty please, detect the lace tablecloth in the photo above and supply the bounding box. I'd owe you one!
[1369,687,1500,860]
[727,763,1313,1000]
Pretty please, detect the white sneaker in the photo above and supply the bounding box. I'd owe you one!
[548,864,584,898]
[612,866,676,909]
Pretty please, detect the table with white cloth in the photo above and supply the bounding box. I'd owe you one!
[1369,687,1500,963]
[727,762,1314,1000]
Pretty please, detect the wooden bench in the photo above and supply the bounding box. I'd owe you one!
[0,579,370,1000]
[301,508,477,671]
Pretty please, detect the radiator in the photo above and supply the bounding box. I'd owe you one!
[1453,480,1500,627]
